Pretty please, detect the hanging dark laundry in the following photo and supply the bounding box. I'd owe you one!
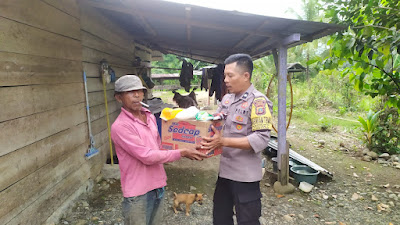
[209,64,225,101]
[179,59,193,92]
[188,62,193,79]
[208,68,218,98]
[200,68,209,91]
[221,74,227,97]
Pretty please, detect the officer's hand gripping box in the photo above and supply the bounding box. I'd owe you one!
[161,119,223,157]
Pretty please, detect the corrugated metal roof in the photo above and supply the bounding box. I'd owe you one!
[84,0,345,63]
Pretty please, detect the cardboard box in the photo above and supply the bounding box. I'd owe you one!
[161,119,223,157]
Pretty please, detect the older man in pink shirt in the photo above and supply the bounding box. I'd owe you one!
[111,75,206,225]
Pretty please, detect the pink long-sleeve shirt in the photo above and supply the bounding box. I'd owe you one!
[111,107,181,197]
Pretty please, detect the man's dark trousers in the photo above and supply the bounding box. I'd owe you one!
[213,177,262,225]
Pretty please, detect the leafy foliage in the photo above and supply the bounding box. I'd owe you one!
[372,107,400,154]
[323,0,400,110]
[292,69,378,112]
[358,110,380,147]
[288,0,329,80]
[319,117,332,132]
[253,57,275,92]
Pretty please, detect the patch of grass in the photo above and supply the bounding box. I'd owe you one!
[152,90,175,104]
[293,108,360,131]
[293,108,321,128]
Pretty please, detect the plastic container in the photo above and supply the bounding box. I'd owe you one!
[290,165,320,184]
[290,158,302,166]
[272,157,300,177]
[160,108,183,121]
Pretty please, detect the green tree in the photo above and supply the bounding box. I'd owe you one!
[322,0,400,110]
[288,0,326,80]
[253,55,275,92]
[373,107,400,154]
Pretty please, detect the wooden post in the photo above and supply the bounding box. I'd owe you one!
[273,34,300,187]
[278,141,290,185]
[277,44,288,184]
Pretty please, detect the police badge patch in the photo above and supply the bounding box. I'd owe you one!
[235,115,244,122]
[251,97,272,131]
[253,98,266,115]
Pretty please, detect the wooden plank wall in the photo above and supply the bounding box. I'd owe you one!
[0,1,88,224]
[79,2,141,163]
[0,1,143,224]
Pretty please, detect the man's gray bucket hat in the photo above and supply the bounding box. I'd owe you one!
[115,75,147,92]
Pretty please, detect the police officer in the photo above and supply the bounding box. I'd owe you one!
[201,53,273,225]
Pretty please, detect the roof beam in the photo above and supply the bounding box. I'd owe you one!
[165,49,223,64]
[281,33,301,46]
[213,21,267,63]
[250,21,302,55]
[134,14,157,37]
[141,36,247,53]
[250,37,282,55]
[82,0,156,37]
[302,27,338,42]
[232,20,269,49]
[251,33,302,57]
[215,21,270,64]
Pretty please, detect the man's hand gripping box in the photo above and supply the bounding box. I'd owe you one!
[161,119,223,157]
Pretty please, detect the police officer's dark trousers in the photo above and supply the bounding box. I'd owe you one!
[213,177,262,225]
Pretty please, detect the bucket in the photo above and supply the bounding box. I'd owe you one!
[290,165,320,184]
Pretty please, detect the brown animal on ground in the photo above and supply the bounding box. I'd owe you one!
[172,88,198,108]
[188,87,197,105]
[172,192,203,216]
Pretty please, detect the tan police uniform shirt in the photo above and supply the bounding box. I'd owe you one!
[216,84,273,182]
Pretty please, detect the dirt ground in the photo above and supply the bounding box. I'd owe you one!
[57,91,400,225]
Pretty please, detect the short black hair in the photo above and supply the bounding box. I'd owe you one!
[224,53,253,77]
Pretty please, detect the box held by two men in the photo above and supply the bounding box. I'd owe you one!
[161,119,223,157]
